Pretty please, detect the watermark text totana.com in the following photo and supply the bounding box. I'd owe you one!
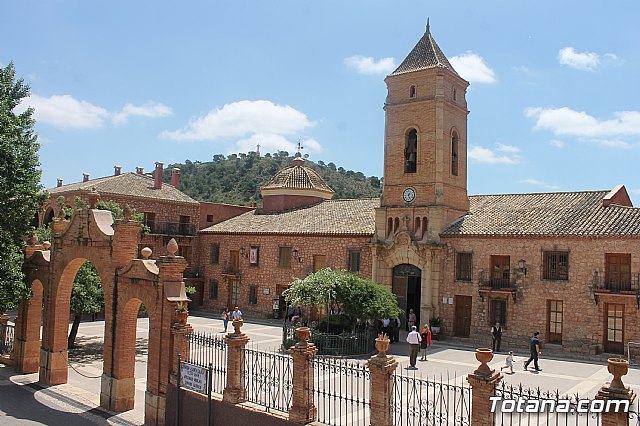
[490,397,630,413]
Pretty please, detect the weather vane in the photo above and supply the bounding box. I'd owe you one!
[296,139,304,154]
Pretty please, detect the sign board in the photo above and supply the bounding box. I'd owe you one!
[180,363,208,394]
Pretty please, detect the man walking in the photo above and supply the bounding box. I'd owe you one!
[524,331,542,371]
[491,322,503,352]
[406,325,422,369]
[232,306,243,321]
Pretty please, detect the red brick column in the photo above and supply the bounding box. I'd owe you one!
[170,318,193,385]
[223,319,250,403]
[598,358,636,426]
[467,348,502,426]
[367,334,398,426]
[13,281,43,373]
[288,327,317,424]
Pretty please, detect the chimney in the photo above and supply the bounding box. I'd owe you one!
[154,162,164,189]
[57,178,63,187]
[83,173,90,182]
[171,168,180,188]
[136,166,144,175]
[114,165,122,176]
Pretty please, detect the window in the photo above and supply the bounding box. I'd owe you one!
[313,255,327,272]
[209,279,219,300]
[348,250,361,273]
[453,87,457,101]
[206,214,214,222]
[249,285,258,305]
[451,131,459,176]
[543,251,568,280]
[547,300,562,344]
[210,243,220,264]
[279,246,292,268]
[179,215,191,235]
[456,252,472,281]
[404,129,417,173]
[143,212,156,232]
[230,281,239,306]
[409,85,416,98]
[178,245,191,264]
[490,299,507,325]
[606,253,632,292]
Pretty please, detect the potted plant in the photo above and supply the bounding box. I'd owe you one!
[429,317,443,335]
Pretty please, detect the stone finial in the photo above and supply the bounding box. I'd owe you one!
[473,348,495,377]
[232,318,244,335]
[87,187,100,208]
[141,247,152,259]
[43,241,51,250]
[295,327,311,347]
[122,204,132,220]
[167,238,178,257]
[375,332,391,357]
[29,233,38,245]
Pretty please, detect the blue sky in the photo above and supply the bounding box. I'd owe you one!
[3,1,640,204]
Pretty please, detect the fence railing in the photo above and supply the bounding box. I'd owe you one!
[185,331,227,395]
[592,271,640,294]
[312,357,370,426]
[478,270,517,290]
[242,346,293,414]
[392,372,471,426]
[0,322,14,355]
[282,324,376,356]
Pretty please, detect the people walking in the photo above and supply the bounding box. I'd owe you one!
[408,309,417,331]
[221,307,230,332]
[420,324,432,361]
[524,332,542,371]
[232,306,243,321]
[382,317,391,340]
[500,351,514,374]
[491,322,503,352]
[406,325,422,368]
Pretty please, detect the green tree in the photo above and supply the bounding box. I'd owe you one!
[0,62,45,312]
[67,261,103,348]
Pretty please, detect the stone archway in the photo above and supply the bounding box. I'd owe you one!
[16,201,191,426]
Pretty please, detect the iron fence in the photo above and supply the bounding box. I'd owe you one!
[391,372,471,426]
[242,346,293,414]
[176,356,213,426]
[312,357,370,426]
[495,382,604,426]
[185,331,227,395]
[0,322,14,355]
[282,324,376,356]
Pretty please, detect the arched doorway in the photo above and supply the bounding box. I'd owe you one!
[392,264,421,330]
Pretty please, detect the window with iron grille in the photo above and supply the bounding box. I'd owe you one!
[543,251,569,280]
[490,299,507,326]
[210,243,219,264]
[456,252,472,281]
[279,246,292,268]
[348,250,361,273]
[249,285,258,305]
[209,279,218,300]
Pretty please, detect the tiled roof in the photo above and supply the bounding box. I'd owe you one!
[390,25,460,77]
[261,162,334,194]
[200,199,380,235]
[49,173,199,204]
[441,190,640,237]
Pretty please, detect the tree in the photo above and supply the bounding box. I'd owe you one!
[0,62,45,312]
[67,261,103,348]
[283,268,401,327]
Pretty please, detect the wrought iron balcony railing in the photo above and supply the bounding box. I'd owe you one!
[144,221,196,236]
[183,266,204,279]
[592,272,640,294]
[222,262,240,276]
[478,270,517,291]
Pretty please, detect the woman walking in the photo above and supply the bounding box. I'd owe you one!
[420,324,432,361]
[221,307,230,332]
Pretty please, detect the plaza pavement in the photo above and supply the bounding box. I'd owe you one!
[2,313,640,425]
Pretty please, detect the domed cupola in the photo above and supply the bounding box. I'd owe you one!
[260,157,334,212]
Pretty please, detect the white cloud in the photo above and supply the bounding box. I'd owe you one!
[113,101,172,124]
[548,139,565,148]
[344,55,396,75]
[495,143,520,153]
[18,94,109,129]
[162,100,313,141]
[526,107,640,137]
[518,179,560,190]
[468,145,520,164]
[558,47,619,71]
[449,52,496,84]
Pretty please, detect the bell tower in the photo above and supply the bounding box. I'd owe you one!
[377,21,469,243]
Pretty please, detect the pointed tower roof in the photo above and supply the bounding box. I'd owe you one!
[390,20,460,77]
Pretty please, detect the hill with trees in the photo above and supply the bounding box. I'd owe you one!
[163,151,382,205]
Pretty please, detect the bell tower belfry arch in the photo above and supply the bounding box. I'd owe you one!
[373,21,470,325]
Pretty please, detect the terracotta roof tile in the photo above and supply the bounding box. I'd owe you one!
[261,163,334,194]
[200,198,379,235]
[390,27,460,77]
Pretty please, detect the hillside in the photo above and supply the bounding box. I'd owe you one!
[163,151,382,205]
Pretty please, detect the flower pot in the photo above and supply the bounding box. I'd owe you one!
[474,348,494,376]
[295,327,311,345]
[174,311,188,324]
[375,334,390,357]
[607,358,629,389]
[431,326,441,334]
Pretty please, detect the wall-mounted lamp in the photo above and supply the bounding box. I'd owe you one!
[518,259,527,276]
[292,248,302,263]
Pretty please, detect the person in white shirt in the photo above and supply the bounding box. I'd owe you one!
[406,326,422,368]
[232,306,243,320]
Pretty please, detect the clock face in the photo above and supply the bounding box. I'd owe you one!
[403,187,416,203]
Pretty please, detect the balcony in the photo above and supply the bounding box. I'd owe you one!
[592,272,640,306]
[478,270,517,302]
[222,262,241,277]
[145,221,196,236]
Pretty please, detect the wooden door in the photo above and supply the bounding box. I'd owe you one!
[230,250,240,272]
[490,256,510,288]
[606,254,631,291]
[547,300,563,344]
[605,303,624,354]
[313,255,327,272]
[228,280,240,308]
[454,295,472,337]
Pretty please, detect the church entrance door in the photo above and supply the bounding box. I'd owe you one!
[392,264,422,331]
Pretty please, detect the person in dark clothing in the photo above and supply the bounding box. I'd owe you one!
[524,331,542,371]
[388,318,397,343]
[491,322,503,352]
